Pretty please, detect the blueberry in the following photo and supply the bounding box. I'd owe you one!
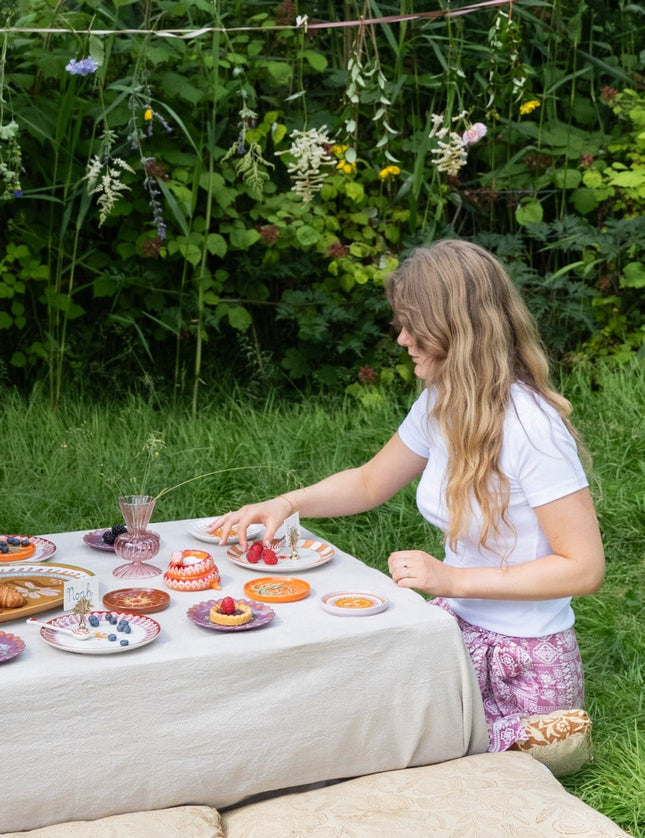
[123,624,132,634]
[88,615,100,627]
[108,634,117,641]
[21,538,30,547]
[0,545,8,553]
[119,639,129,646]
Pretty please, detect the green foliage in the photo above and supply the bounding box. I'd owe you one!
[0,1,644,406]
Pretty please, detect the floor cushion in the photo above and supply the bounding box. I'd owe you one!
[514,709,594,777]
[222,751,630,837]
[1,805,223,838]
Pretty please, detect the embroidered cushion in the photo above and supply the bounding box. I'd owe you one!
[222,751,628,837]
[514,709,593,777]
[1,806,223,838]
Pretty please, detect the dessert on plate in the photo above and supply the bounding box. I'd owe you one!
[0,536,35,562]
[163,549,221,592]
[209,596,253,626]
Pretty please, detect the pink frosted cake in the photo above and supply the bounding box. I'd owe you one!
[163,549,221,592]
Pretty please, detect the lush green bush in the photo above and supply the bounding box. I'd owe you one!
[0,0,644,406]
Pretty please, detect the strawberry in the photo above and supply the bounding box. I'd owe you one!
[219,596,236,615]
[262,548,278,565]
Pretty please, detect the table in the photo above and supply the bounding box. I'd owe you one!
[1,520,488,833]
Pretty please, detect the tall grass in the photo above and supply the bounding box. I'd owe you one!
[1,361,643,835]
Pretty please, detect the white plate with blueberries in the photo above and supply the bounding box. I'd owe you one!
[35,611,161,654]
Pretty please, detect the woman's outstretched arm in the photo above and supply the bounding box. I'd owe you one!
[210,433,427,548]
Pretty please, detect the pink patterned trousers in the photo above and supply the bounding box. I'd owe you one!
[432,598,585,752]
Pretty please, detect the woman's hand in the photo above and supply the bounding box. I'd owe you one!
[208,496,294,549]
[388,549,456,596]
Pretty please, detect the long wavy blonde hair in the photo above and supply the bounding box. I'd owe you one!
[386,239,586,554]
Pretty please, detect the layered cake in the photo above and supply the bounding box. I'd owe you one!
[209,596,253,626]
[163,549,221,591]
[0,535,36,561]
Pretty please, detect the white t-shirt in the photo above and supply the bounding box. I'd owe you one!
[397,383,589,637]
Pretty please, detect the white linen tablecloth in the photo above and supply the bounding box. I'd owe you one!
[1,520,488,833]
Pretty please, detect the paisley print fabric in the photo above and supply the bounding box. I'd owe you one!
[431,598,585,752]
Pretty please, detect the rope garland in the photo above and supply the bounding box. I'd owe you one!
[0,0,516,39]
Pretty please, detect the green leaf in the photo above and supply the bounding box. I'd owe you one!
[93,275,118,297]
[10,350,26,367]
[0,311,12,329]
[267,62,292,86]
[158,71,204,105]
[607,170,645,188]
[571,188,598,215]
[301,50,328,72]
[180,243,203,266]
[271,123,288,145]
[296,225,321,247]
[515,199,544,227]
[229,227,261,249]
[552,168,582,189]
[621,261,645,288]
[227,304,253,331]
[344,182,365,203]
[206,233,227,257]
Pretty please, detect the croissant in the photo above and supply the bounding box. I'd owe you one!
[0,582,24,608]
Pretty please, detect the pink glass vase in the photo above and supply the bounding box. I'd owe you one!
[113,495,162,579]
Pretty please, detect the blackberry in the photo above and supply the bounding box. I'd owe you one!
[102,524,127,545]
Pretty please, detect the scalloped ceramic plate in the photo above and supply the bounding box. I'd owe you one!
[320,591,388,617]
[83,529,116,553]
[243,576,310,603]
[227,539,334,572]
[0,536,57,564]
[102,587,170,615]
[187,598,275,632]
[0,630,25,663]
[186,518,263,545]
[35,611,161,654]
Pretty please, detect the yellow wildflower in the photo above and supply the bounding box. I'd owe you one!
[336,160,356,175]
[144,108,153,121]
[378,165,401,180]
[331,144,348,157]
[519,100,540,116]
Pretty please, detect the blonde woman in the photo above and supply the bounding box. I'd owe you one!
[211,239,604,751]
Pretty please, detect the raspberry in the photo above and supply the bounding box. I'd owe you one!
[246,542,263,563]
[262,548,278,565]
[220,596,236,615]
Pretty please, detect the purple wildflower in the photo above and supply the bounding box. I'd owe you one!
[66,57,99,77]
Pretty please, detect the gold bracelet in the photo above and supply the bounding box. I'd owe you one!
[278,494,296,517]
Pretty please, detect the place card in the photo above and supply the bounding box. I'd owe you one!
[283,511,300,560]
[64,577,100,612]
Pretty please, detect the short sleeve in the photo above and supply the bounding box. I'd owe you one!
[504,388,588,508]
[398,390,432,458]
